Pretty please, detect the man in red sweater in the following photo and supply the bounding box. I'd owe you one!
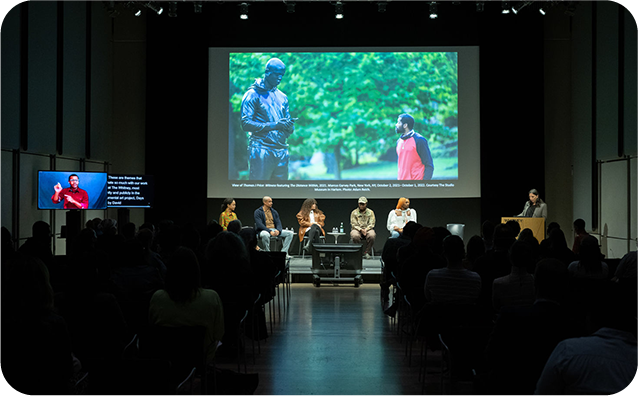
[395,113,434,180]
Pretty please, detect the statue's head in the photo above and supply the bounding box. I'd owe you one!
[264,58,286,89]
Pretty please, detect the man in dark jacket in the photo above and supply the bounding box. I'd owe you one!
[254,196,294,258]
[241,58,296,180]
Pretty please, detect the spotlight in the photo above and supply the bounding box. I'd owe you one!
[512,1,532,15]
[476,1,484,12]
[377,2,387,13]
[240,2,249,19]
[501,1,511,14]
[193,1,202,14]
[429,2,438,19]
[335,1,344,19]
[286,2,296,13]
[167,2,178,18]
[126,1,143,16]
[145,2,163,15]
[539,5,547,15]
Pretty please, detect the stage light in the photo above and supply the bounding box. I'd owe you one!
[193,1,203,14]
[167,2,178,18]
[476,2,484,12]
[539,5,547,15]
[240,2,249,19]
[501,1,511,14]
[145,2,163,15]
[335,1,344,19]
[511,1,532,15]
[125,1,143,16]
[286,2,296,13]
[429,2,438,19]
[377,2,387,13]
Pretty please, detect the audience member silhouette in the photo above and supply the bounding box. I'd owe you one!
[492,240,535,312]
[110,239,164,303]
[155,222,182,264]
[424,235,481,305]
[611,250,637,283]
[398,226,444,312]
[1,226,16,312]
[571,218,589,255]
[54,255,128,365]
[2,254,77,394]
[396,222,423,275]
[136,227,167,280]
[473,223,516,316]
[204,231,255,355]
[505,219,521,238]
[18,220,54,269]
[95,218,126,260]
[227,219,243,234]
[463,234,485,270]
[122,222,137,241]
[484,258,573,394]
[181,222,202,252]
[540,228,575,266]
[148,246,224,364]
[380,221,419,313]
[517,228,540,273]
[568,235,608,279]
[481,220,496,252]
[535,283,637,394]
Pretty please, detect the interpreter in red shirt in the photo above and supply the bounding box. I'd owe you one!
[51,174,89,209]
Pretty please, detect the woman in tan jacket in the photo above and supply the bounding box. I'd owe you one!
[296,198,326,253]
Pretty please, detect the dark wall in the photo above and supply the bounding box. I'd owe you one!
[144,1,545,239]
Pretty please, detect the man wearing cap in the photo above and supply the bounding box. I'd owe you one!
[350,196,376,259]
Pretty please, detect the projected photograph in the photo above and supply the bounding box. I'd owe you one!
[228,51,459,182]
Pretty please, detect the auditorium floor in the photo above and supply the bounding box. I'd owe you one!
[227,283,474,395]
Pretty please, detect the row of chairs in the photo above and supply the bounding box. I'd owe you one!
[75,254,291,394]
[384,264,492,394]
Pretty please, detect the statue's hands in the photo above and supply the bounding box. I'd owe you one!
[276,118,295,132]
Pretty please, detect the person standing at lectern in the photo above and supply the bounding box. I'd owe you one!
[395,113,434,180]
[296,198,325,254]
[516,188,547,219]
[350,196,376,259]
[387,197,417,238]
[241,58,295,180]
[254,196,294,258]
[51,174,89,209]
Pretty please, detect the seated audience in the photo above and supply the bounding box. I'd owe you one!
[55,257,128,364]
[484,258,573,395]
[424,235,481,305]
[492,240,535,312]
[568,235,608,279]
[380,221,419,313]
[148,247,224,364]
[3,255,77,395]
[535,284,637,394]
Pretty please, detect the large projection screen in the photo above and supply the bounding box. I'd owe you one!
[208,46,480,199]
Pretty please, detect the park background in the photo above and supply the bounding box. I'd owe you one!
[228,51,459,181]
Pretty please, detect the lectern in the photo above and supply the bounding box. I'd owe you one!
[501,217,545,242]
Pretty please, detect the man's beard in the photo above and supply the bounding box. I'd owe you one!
[395,126,404,134]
